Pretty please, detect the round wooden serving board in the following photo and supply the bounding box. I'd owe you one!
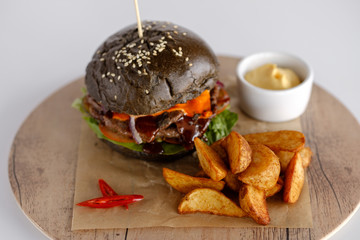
[8,56,360,240]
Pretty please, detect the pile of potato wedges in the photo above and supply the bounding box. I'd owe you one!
[163,130,312,225]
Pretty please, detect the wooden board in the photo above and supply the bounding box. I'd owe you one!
[8,56,360,239]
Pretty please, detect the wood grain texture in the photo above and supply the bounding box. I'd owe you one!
[8,56,360,240]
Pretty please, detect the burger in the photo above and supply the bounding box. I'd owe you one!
[73,21,238,160]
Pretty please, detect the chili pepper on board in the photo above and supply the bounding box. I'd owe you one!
[76,195,144,208]
[76,179,144,209]
[98,179,118,196]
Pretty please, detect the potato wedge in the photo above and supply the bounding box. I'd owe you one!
[194,138,228,181]
[275,150,295,173]
[224,171,242,192]
[163,168,225,193]
[300,147,312,168]
[178,188,247,218]
[283,152,305,203]
[238,143,280,190]
[244,130,305,152]
[194,169,208,178]
[221,131,252,174]
[239,184,270,225]
[210,139,228,164]
[265,176,284,198]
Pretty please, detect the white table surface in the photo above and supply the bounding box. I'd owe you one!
[1,0,359,239]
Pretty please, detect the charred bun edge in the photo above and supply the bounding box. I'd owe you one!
[102,139,192,161]
[85,20,218,115]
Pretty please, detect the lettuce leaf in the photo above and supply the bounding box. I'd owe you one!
[82,115,144,152]
[203,109,238,145]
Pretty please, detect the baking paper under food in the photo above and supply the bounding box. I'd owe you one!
[71,94,313,230]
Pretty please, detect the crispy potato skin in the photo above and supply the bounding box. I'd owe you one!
[224,171,242,192]
[210,139,228,164]
[221,131,252,174]
[239,184,270,225]
[265,177,284,198]
[238,144,280,190]
[244,130,305,152]
[178,188,247,218]
[194,138,228,181]
[163,168,225,193]
[300,147,312,168]
[283,152,305,203]
[274,150,295,173]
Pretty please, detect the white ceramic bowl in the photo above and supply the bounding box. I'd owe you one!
[236,52,314,122]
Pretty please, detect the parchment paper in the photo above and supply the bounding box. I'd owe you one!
[71,102,313,230]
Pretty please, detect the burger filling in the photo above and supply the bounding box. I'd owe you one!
[75,83,236,155]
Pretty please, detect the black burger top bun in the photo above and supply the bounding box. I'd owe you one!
[85,21,218,115]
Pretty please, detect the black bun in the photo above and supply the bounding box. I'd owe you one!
[85,21,218,115]
[102,140,192,161]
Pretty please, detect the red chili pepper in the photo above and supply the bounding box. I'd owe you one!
[98,179,118,197]
[76,195,144,208]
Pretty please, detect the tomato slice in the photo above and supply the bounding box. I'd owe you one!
[99,124,135,143]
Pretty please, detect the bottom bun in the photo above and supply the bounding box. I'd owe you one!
[102,140,192,161]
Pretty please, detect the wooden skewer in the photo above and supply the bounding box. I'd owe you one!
[134,0,143,38]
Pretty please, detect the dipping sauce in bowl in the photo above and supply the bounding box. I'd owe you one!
[245,63,301,90]
[236,52,314,122]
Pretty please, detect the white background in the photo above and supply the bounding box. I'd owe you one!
[1,0,359,239]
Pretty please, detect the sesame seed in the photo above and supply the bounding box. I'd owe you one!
[183,32,187,36]
[185,57,189,62]
[102,74,105,78]
[145,89,149,94]
[173,25,178,29]
[138,70,142,75]
[109,79,113,82]
[118,76,121,80]
[111,73,115,77]
[174,31,178,34]
[100,58,105,61]
[189,63,193,66]
[114,95,117,100]
[107,72,110,76]
[132,64,136,68]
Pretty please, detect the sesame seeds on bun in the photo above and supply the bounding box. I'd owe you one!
[85,20,219,115]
